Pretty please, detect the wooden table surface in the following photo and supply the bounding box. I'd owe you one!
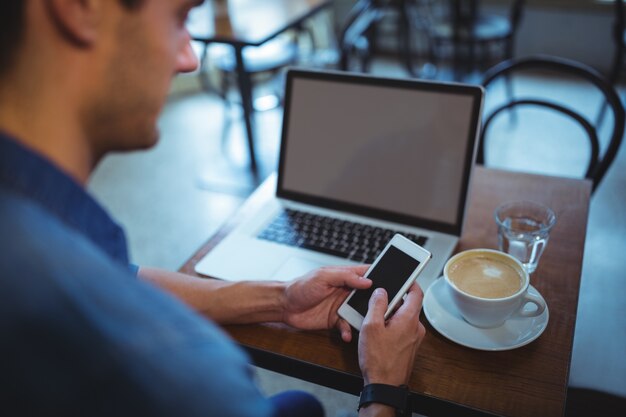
[188,0,332,46]
[180,166,591,417]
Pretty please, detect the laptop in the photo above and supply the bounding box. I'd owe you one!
[195,69,483,290]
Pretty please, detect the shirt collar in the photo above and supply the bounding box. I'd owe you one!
[0,132,130,266]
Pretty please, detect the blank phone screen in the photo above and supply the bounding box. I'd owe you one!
[348,246,420,316]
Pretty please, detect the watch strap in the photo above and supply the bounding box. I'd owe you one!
[358,383,410,416]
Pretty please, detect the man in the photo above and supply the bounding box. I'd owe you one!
[0,1,426,416]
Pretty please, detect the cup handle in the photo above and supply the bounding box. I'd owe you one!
[513,292,546,319]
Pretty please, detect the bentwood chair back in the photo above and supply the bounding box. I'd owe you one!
[478,56,625,193]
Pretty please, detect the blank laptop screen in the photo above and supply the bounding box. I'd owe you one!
[278,71,482,235]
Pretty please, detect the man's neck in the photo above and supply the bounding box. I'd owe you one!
[0,73,94,185]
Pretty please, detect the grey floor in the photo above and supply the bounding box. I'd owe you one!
[88,58,626,416]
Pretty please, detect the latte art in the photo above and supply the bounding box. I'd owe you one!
[448,256,522,299]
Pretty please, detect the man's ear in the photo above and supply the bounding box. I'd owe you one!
[46,0,103,46]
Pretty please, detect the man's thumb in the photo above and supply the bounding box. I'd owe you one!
[368,288,388,317]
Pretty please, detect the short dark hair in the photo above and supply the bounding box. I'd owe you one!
[0,0,144,77]
[0,1,26,77]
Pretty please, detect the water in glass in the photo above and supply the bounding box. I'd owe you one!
[499,216,552,273]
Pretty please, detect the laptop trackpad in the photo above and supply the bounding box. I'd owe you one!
[271,257,326,281]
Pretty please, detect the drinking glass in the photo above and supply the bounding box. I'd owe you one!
[494,201,556,274]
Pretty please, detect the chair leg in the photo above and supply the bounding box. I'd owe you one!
[503,38,517,125]
[504,72,517,126]
[452,42,463,82]
[467,38,476,79]
[339,44,351,71]
[596,100,610,128]
[426,39,440,79]
[597,45,624,128]
[368,16,379,60]
[361,39,372,73]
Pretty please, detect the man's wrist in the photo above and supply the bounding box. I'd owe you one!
[358,402,396,417]
[358,383,411,417]
[278,281,293,323]
[260,280,288,323]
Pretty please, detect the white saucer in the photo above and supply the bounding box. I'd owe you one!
[423,277,549,351]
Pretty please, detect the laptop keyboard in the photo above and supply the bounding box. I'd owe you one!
[257,208,428,264]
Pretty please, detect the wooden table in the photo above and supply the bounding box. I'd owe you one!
[188,0,332,176]
[180,166,591,417]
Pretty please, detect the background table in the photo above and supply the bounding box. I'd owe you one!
[188,0,332,175]
[180,166,591,416]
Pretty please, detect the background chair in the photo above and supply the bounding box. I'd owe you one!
[566,387,626,417]
[414,0,525,81]
[338,0,416,74]
[338,0,381,72]
[478,55,625,193]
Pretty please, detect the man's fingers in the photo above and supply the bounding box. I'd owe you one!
[323,265,372,289]
[349,264,371,275]
[347,271,373,289]
[405,283,424,306]
[364,288,388,326]
[337,319,353,343]
[339,265,371,287]
[394,283,424,318]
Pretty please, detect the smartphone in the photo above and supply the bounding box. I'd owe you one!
[338,234,431,331]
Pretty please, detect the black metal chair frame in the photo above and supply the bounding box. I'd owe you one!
[198,27,314,110]
[338,0,415,74]
[478,56,625,193]
[338,0,377,72]
[337,0,524,81]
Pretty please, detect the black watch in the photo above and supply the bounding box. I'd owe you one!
[358,383,411,416]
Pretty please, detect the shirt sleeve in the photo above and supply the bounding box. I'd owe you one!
[128,263,139,277]
[0,202,277,417]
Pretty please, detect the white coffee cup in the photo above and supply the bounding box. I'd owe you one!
[443,249,546,328]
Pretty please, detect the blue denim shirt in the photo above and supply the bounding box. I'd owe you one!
[0,133,274,417]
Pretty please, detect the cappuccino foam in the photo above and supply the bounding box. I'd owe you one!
[448,255,522,299]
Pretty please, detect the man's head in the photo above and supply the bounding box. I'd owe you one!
[0,0,200,177]
[79,0,201,156]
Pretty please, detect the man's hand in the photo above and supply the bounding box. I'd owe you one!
[282,265,372,342]
[358,284,426,386]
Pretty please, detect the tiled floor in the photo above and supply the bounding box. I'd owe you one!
[88,58,626,416]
